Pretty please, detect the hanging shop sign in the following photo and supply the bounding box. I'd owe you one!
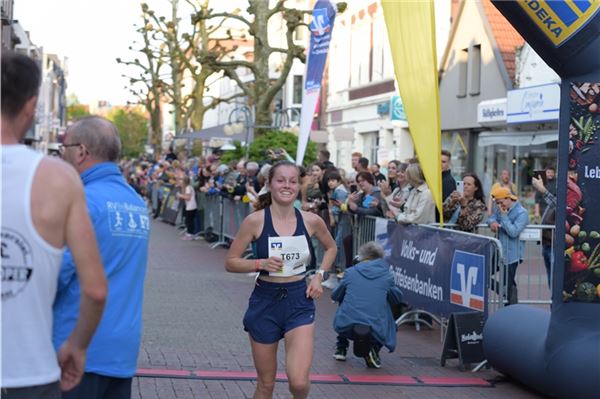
[507,83,560,124]
[477,98,507,126]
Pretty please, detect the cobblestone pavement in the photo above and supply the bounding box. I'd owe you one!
[133,220,544,398]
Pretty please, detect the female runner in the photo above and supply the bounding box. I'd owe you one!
[225,161,336,399]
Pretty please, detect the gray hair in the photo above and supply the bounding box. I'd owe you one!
[246,161,259,172]
[405,162,425,186]
[357,241,385,261]
[259,163,272,179]
[66,116,121,162]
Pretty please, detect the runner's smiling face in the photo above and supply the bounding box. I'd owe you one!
[269,165,300,205]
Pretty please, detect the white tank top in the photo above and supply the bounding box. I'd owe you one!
[1,145,64,388]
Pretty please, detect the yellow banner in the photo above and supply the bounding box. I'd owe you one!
[381,0,442,219]
[516,0,600,47]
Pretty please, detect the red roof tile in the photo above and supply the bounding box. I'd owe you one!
[481,0,525,84]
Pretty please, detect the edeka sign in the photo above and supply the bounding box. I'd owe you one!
[517,0,600,47]
[385,222,493,318]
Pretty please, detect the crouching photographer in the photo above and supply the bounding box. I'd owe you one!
[331,242,403,368]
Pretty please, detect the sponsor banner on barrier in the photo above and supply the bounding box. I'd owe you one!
[161,186,180,225]
[385,223,492,318]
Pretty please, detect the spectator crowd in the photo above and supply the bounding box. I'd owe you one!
[120,146,556,289]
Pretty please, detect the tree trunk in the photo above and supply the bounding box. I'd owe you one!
[250,0,274,133]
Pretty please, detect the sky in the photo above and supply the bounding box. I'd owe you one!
[14,0,165,106]
[14,0,450,107]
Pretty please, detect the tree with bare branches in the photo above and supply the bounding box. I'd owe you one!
[116,2,165,149]
[118,0,244,142]
[193,0,312,134]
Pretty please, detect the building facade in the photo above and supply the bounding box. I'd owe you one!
[440,0,560,198]
[325,0,452,172]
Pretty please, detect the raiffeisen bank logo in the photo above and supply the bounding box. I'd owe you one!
[310,8,332,37]
[450,250,486,311]
[517,0,600,47]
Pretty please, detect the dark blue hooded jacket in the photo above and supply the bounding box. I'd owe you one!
[331,258,403,351]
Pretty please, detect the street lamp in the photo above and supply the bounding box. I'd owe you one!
[224,105,252,158]
[223,105,303,158]
[273,107,301,130]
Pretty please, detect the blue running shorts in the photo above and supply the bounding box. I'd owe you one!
[243,278,315,344]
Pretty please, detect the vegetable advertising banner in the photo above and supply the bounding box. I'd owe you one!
[564,82,600,302]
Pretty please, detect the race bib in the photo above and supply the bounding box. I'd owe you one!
[268,235,310,277]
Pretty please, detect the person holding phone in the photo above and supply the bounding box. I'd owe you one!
[348,172,383,217]
[534,166,556,222]
[488,186,529,305]
[383,162,411,220]
[442,173,486,232]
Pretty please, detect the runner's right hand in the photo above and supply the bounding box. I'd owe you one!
[259,256,284,272]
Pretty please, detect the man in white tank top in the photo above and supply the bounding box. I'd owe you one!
[1,50,108,398]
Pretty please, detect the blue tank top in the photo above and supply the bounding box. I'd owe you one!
[253,207,316,275]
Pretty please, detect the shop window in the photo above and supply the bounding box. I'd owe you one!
[457,48,468,98]
[469,45,481,96]
[362,131,379,164]
[441,131,469,180]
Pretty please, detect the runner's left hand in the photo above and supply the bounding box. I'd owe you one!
[306,275,323,299]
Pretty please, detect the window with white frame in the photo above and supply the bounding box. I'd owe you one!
[457,48,468,97]
[469,44,481,96]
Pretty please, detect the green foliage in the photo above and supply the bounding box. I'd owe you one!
[248,131,316,166]
[220,140,246,164]
[108,108,148,159]
[67,104,91,122]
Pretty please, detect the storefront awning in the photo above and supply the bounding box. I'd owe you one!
[478,130,558,147]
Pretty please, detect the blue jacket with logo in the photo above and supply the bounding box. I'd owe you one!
[53,162,150,378]
[331,258,403,352]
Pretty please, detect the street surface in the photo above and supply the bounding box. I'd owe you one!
[132,220,544,398]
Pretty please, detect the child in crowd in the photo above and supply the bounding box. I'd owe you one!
[176,175,198,240]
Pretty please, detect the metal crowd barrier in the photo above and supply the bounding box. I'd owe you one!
[203,195,224,248]
[199,195,251,249]
[195,199,553,313]
[351,215,377,259]
[222,198,251,241]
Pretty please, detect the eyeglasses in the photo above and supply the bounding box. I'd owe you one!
[58,143,81,153]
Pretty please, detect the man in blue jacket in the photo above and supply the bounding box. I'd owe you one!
[488,186,529,305]
[331,242,402,368]
[53,116,150,398]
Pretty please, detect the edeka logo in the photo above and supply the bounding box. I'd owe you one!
[450,250,485,311]
[517,0,600,47]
